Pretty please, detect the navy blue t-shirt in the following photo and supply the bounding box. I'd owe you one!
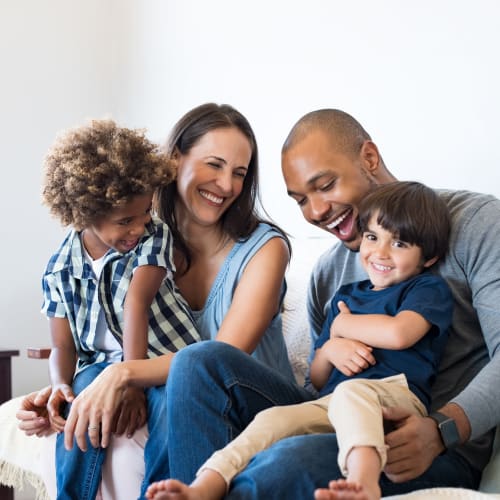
[314,271,453,409]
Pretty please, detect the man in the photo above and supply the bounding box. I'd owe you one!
[164,109,500,498]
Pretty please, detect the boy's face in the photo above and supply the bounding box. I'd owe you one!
[359,214,437,290]
[282,129,380,251]
[83,193,153,259]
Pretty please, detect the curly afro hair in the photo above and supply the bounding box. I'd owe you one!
[42,119,175,230]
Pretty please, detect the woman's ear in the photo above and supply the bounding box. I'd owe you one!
[423,255,439,268]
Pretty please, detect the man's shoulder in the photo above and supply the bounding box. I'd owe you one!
[437,189,499,222]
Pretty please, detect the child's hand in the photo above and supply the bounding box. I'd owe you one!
[47,383,74,432]
[322,337,375,376]
[112,386,147,438]
[330,301,352,338]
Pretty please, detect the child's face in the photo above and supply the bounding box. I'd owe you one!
[359,214,437,291]
[83,193,153,259]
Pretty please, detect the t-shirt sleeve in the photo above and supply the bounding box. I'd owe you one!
[399,274,453,337]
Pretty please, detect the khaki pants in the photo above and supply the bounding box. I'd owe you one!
[199,374,427,485]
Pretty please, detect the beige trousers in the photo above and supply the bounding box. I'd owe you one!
[199,374,427,485]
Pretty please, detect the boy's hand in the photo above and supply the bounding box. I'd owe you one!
[112,386,147,438]
[322,337,375,376]
[16,385,54,437]
[330,301,352,338]
[47,383,75,433]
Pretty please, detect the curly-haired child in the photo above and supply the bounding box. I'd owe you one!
[41,119,200,498]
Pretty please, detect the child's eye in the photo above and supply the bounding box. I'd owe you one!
[118,219,132,226]
[364,233,376,241]
[393,240,407,248]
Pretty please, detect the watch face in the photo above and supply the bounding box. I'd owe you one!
[431,412,460,449]
[440,418,460,448]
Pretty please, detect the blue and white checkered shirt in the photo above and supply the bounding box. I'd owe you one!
[41,216,201,373]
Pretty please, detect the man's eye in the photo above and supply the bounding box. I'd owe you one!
[319,180,335,192]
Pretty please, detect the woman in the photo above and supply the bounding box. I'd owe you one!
[16,103,294,499]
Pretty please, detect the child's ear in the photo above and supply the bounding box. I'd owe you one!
[423,255,439,268]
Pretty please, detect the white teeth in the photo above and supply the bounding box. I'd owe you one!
[372,263,392,271]
[200,190,224,204]
[326,210,350,230]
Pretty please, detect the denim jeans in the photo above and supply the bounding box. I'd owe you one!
[166,341,314,483]
[166,341,482,499]
[55,362,167,500]
[55,362,108,500]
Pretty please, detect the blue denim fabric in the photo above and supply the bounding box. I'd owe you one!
[55,362,109,500]
[228,434,481,498]
[56,363,167,500]
[165,341,481,499]
[140,384,169,497]
[166,341,314,483]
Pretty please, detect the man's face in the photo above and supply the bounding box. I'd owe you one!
[282,129,379,251]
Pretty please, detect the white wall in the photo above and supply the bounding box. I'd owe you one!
[1,0,499,396]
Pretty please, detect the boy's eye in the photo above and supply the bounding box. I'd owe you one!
[364,233,376,241]
[118,218,132,226]
[393,240,407,248]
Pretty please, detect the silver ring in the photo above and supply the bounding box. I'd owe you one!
[88,426,99,431]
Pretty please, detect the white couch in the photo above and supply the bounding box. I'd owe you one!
[1,237,499,499]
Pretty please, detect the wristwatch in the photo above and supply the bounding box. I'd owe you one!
[429,411,460,450]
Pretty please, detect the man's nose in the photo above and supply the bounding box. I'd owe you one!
[307,195,330,224]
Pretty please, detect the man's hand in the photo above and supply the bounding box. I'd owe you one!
[383,406,444,482]
[16,386,53,437]
[112,386,147,438]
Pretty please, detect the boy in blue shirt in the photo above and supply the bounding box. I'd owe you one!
[146,181,452,500]
[40,119,200,498]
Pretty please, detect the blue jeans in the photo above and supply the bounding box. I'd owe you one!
[166,341,314,482]
[55,362,168,500]
[166,341,482,499]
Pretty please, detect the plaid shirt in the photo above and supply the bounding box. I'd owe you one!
[42,216,200,373]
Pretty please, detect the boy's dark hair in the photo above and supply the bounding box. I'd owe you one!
[358,181,451,262]
[42,119,175,230]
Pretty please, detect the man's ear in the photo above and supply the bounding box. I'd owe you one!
[423,255,439,268]
[360,140,381,174]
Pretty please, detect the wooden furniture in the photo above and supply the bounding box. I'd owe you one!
[0,350,19,500]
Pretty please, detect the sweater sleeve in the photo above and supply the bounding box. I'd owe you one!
[448,196,500,438]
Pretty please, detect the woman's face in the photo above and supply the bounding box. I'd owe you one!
[175,126,252,227]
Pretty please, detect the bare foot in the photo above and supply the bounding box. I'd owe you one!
[145,474,225,500]
[145,479,201,500]
[315,479,381,500]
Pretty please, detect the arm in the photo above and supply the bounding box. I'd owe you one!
[46,317,77,432]
[332,301,431,349]
[115,264,167,436]
[213,236,289,353]
[122,264,166,360]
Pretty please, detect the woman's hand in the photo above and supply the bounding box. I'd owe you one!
[16,385,54,437]
[63,363,128,452]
